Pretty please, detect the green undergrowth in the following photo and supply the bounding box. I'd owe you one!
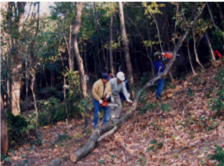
[208,145,224,165]
[209,63,224,117]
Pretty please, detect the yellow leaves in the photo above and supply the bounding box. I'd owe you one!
[142,2,165,16]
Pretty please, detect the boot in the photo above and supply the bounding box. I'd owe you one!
[156,95,162,101]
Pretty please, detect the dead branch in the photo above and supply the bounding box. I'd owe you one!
[98,125,118,142]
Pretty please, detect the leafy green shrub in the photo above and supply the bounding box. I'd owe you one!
[1,154,11,163]
[6,112,29,147]
[38,97,74,126]
[209,145,224,166]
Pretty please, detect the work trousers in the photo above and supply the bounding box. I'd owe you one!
[156,71,164,97]
[110,95,122,123]
[93,99,110,129]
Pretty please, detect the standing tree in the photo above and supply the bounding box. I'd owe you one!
[6,2,26,115]
[110,14,114,73]
[118,2,134,97]
[1,95,9,155]
[72,2,91,127]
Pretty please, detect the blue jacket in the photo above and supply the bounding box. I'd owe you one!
[153,59,164,74]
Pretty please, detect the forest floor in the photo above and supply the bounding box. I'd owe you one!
[3,59,224,166]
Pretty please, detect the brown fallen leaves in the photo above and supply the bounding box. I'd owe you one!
[4,61,224,166]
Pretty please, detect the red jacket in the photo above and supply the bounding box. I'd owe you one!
[213,50,222,58]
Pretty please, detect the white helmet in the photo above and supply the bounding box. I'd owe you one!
[116,72,125,81]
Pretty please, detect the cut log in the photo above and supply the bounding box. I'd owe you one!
[42,158,62,166]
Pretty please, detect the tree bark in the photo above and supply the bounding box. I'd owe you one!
[72,2,91,127]
[118,2,134,98]
[1,95,9,155]
[192,26,207,75]
[11,2,26,116]
[30,70,39,130]
[205,31,216,62]
[25,44,28,113]
[217,1,224,23]
[110,15,114,73]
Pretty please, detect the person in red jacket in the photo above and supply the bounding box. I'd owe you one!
[213,50,222,59]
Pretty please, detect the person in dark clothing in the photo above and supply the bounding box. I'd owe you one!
[116,59,121,72]
[108,70,114,80]
[153,52,165,101]
[119,79,130,102]
[60,85,70,102]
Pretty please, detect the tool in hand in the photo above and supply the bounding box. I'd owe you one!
[99,97,118,107]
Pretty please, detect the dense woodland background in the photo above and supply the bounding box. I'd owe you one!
[1,2,224,165]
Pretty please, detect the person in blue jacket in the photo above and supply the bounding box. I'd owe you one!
[153,52,165,101]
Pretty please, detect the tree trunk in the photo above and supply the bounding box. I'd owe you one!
[216,2,224,27]
[205,31,216,62]
[72,2,91,127]
[59,52,69,120]
[69,25,73,71]
[109,15,114,73]
[25,44,28,113]
[11,78,22,115]
[187,38,196,75]
[93,2,107,71]
[30,70,38,130]
[146,19,155,77]
[1,95,9,155]
[192,26,207,74]
[84,45,88,74]
[10,2,26,115]
[118,2,134,98]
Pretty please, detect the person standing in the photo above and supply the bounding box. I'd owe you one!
[108,71,114,79]
[109,72,132,123]
[116,59,121,72]
[92,73,112,129]
[153,52,165,101]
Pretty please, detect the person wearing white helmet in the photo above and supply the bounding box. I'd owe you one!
[109,71,132,123]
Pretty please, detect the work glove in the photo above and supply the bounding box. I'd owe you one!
[99,100,103,104]
[111,97,114,103]
[106,94,110,99]
[126,99,132,103]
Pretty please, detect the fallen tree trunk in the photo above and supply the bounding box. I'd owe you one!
[70,4,206,163]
